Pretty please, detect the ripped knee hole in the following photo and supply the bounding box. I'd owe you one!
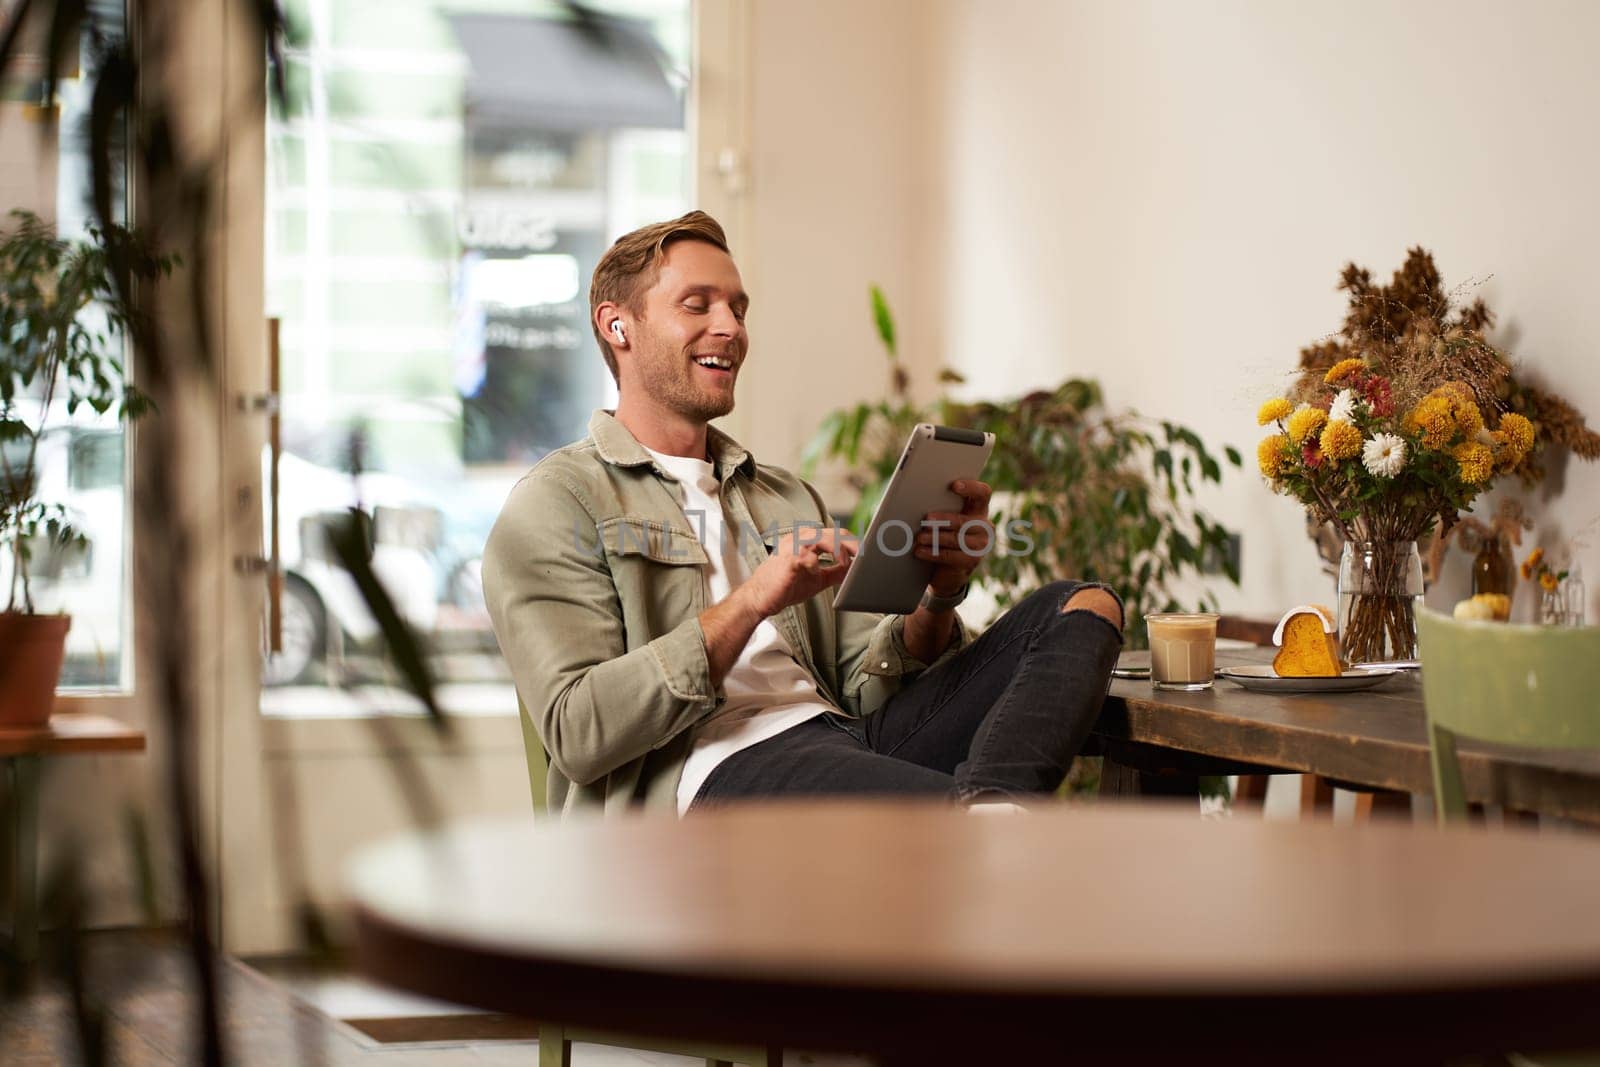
[1061,587,1124,630]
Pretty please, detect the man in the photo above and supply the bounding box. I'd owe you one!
[482,210,1124,816]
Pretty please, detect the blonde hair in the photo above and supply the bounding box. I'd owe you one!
[589,210,731,383]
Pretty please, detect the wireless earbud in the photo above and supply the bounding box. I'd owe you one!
[610,320,626,343]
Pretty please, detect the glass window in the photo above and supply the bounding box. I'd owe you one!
[69,430,126,492]
[262,0,691,707]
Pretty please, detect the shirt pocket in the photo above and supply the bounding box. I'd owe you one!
[599,516,709,644]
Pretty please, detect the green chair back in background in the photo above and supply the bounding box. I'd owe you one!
[1416,607,1600,825]
[515,700,781,1067]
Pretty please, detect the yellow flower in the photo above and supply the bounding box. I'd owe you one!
[1451,441,1493,484]
[1540,571,1560,592]
[1521,546,1545,580]
[1407,397,1456,450]
[1491,428,1527,473]
[1257,434,1292,478]
[1323,358,1366,384]
[1286,406,1328,446]
[1319,420,1363,462]
[1256,397,1294,426]
[1498,412,1535,454]
[1420,382,1484,440]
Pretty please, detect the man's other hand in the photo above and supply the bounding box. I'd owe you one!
[738,525,858,619]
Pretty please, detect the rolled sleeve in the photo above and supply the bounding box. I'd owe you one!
[841,611,972,716]
[645,615,717,712]
[866,611,969,677]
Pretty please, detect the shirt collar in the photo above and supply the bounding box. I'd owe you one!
[588,409,756,484]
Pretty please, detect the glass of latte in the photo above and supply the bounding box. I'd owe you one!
[1146,613,1219,691]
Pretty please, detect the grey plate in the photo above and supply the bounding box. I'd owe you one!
[1218,664,1401,693]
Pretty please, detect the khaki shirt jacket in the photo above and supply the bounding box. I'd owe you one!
[482,410,970,815]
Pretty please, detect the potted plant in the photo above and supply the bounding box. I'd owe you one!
[0,209,163,725]
[803,286,1241,648]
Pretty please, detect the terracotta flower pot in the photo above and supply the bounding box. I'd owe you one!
[0,612,71,727]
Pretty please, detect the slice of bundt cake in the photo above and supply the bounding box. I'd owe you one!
[1271,604,1343,677]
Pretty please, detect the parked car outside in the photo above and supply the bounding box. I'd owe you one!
[262,449,509,687]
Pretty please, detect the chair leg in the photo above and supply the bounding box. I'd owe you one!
[1353,789,1412,822]
[1233,774,1269,810]
[539,1023,572,1067]
[1299,774,1334,818]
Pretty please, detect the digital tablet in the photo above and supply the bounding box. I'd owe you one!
[833,424,995,614]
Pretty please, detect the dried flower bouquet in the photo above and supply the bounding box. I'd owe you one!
[1256,249,1597,661]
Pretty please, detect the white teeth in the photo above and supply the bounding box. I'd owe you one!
[695,357,733,369]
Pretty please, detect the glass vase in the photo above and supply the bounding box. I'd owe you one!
[1336,540,1424,665]
[1540,587,1569,626]
[1567,563,1587,626]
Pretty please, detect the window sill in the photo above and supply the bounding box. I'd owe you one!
[260,682,516,721]
[260,683,523,757]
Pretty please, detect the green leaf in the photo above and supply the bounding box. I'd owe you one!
[870,284,897,359]
[1152,448,1172,481]
[799,410,845,477]
[843,406,869,464]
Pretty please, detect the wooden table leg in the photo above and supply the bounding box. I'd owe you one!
[1300,774,1335,818]
[6,755,41,963]
[1098,754,1199,801]
[1234,774,1270,810]
[1098,754,1141,798]
[1353,789,1413,821]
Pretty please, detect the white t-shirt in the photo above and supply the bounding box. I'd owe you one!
[643,447,832,814]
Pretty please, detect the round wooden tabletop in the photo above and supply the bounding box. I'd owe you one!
[349,801,1600,1064]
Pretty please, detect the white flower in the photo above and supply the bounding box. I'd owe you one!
[1328,388,1360,424]
[1362,432,1407,478]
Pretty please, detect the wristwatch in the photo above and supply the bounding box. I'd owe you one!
[920,582,970,613]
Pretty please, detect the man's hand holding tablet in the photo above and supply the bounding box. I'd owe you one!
[913,477,995,607]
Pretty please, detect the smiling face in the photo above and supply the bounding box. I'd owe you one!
[619,239,749,425]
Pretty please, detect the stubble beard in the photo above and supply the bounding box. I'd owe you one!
[649,347,738,424]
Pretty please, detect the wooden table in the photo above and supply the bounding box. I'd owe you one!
[350,802,1600,1065]
[1,713,146,962]
[1095,648,1600,820]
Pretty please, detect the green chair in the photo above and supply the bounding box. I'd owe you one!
[1416,608,1600,825]
[517,701,781,1067]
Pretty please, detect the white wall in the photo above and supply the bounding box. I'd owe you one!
[718,0,931,504]
[912,0,1600,619]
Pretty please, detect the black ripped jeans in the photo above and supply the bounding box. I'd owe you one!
[690,580,1124,809]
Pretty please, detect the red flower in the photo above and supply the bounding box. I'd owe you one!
[1302,440,1324,469]
[1361,375,1395,418]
